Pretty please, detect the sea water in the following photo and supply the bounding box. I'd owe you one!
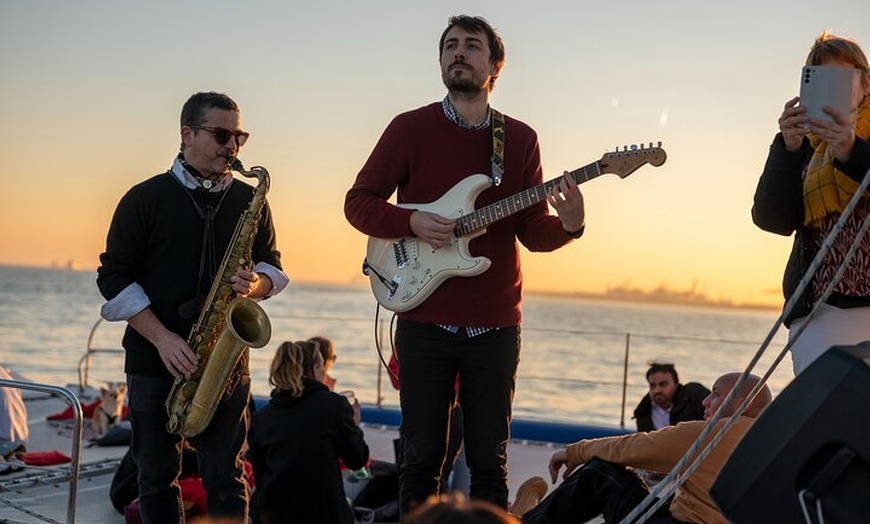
[0,265,794,428]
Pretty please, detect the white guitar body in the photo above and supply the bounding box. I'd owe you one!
[365,174,493,312]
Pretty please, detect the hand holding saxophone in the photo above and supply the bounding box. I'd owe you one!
[127,307,199,378]
[229,266,273,298]
[156,333,199,378]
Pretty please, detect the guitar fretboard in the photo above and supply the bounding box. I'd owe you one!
[454,160,603,237]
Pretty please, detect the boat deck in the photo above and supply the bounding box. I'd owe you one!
[2,388,591,523]
[0,389,126,523]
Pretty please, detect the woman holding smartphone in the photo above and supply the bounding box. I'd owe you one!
[752,31,870,375]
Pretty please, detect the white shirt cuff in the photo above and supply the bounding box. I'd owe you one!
[100,283,150,321]
[254,262,289,298]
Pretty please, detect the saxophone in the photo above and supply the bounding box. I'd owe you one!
[165,158,273,437]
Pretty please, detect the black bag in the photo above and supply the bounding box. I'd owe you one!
[94,424,132,447]
[352,460,400,522]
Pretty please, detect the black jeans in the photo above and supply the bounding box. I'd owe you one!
[395,319,521,514]
[127,372,250,524]
[522,458,681,524]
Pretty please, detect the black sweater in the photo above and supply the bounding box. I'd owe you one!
[97,172,282,376]
[751,135,870,325]
[633,382,711,433]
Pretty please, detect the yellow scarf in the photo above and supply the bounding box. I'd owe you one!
[803,95,870,227]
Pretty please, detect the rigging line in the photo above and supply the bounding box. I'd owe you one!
[635,202,870,523]
[621,166,870,524]
[628,167,870,524]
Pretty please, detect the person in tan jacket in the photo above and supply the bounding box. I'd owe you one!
[516,372,772,524]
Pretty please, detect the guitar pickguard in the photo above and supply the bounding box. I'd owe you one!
[364,175,493,312]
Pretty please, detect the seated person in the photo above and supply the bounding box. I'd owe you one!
[0,366,27,460]
[248,340,369,524]
[517,372,772,524]
[310,335,337,391]
[633,360,710,432]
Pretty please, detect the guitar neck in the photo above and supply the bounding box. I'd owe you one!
[455,160,603,237]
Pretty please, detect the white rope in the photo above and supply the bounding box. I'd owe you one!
[619,166,870,524]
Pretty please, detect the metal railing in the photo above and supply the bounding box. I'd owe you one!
[79,316,773,428]
[77,318,123,393]
[0,379,83,524]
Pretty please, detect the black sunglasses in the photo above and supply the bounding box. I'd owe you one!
[190,125,250,147]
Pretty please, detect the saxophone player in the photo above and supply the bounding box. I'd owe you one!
[97,91,288,524]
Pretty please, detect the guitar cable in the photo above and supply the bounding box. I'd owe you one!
[372,302,401,386]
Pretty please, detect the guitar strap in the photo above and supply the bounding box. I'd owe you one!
[491,108,505,186]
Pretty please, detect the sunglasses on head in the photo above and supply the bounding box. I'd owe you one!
[190,125,250,147]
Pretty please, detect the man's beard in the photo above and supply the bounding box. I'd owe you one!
[443,72,486,95]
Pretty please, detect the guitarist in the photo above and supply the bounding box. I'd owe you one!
[344,15,585,516]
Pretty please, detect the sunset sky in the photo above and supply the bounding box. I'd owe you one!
[2,1,869,307]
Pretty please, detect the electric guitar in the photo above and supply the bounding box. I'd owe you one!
[363,143,667,312]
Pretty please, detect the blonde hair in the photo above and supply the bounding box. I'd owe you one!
[269,340,321,397]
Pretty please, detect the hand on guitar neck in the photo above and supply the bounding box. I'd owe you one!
[546,172,585,233]
[410,210,457,249]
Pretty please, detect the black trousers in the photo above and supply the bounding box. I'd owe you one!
[127,372,250,524]
[395,319,521,514]
[522,458,683,524]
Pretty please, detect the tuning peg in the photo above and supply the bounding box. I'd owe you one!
[657,141,662,147]
[623,145,628,152]
[630,144,638,151]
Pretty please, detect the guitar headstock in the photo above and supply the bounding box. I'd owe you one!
[599,142,667,178]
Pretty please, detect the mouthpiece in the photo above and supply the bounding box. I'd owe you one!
[229,158,270,191]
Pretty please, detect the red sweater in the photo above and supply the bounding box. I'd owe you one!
[345,103,571,327]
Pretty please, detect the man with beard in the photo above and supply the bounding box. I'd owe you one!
[345,15,585,516]
[634,361,710,433]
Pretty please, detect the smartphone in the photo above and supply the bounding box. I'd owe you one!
[799,65,857,122]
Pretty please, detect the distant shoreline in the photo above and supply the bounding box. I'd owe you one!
[0,263,781,312]
[526,288,779,311]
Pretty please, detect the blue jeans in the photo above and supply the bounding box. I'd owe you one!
[127,371,250,524]
[522,458,681,524]
[395,319,520,514]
